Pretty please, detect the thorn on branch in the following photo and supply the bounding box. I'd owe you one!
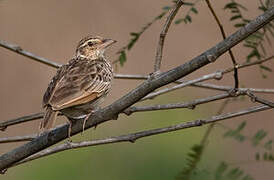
[206,54,217,62]
[228,88,239,97]
[246,90,257,102]
[214,71,223,80]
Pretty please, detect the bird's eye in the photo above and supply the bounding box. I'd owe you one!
[88,41,94,46]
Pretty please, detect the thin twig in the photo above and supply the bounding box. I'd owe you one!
[0,112,63,131]
[246,91,274,107]
[141,71,223,101]
[154,0,184,73]
[125,92,232,115]
[0,113,44,131]
[223,55,274,73]
[0,40,62,68]
[0,134,36,144]
[9,104,273,171]
[205,0,239,88]
[192,83,274,93]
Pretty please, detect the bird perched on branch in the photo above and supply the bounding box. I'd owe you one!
[40,35,116,139]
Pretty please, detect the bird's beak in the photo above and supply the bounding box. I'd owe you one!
[102,39,117,48]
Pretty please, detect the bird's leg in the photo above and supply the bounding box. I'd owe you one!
[82,107,99,135]
[67,119,72,142]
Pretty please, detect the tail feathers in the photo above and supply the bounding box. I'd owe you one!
[39,107,58,133]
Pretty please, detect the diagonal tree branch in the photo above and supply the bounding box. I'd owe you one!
[0,7,273,172]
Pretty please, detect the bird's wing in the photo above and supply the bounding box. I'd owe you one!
[42,57,112,110]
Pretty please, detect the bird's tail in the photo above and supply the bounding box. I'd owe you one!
[39,106,58,133]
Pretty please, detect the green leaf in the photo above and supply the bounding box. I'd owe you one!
[183,2,194,6]
[185,15,192,23]
[231,9,240,13]
[227,168,243,179]
[175,18,184,24]
[251,129,267,146]
[269,153,274,161]
[234,23,246,28]
[215,161,228,180]
[119,51,127,66]
[230,15,242,21]
[247,49,260,62]
[224,2,238,10]
[191,7,198,14]
[130,32,139,37]
[127,32,140,50]
[260,65,272,72]
[156,12,167,20]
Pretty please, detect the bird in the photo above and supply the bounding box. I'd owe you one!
[40,35,116,139]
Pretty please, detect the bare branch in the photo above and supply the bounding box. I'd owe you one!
[192,83,274,93]
[0,135,36,144]
[205,0,239,88]
[223,55,274,73]
[246,91,274,107]
[0,113,44,131]
[0,8,273,171]
[125,92,232,115]
[9,104,273,171]
[0,40,61,68]
[141,71,223,101]
[154,0,184,73]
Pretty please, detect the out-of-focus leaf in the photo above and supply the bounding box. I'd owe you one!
[191,7,198,14]
[119,50,127,66]
[251,129,267,146]
[260,65,272,72]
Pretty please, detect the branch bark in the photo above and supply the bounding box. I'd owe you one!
[154,0,184,72]
[0,7,273,172]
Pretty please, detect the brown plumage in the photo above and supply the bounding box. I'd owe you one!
[40,36,116,137]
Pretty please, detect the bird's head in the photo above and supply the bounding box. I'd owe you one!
[76,36,117,59]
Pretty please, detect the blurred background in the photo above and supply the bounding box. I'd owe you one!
[0,0,273,179]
